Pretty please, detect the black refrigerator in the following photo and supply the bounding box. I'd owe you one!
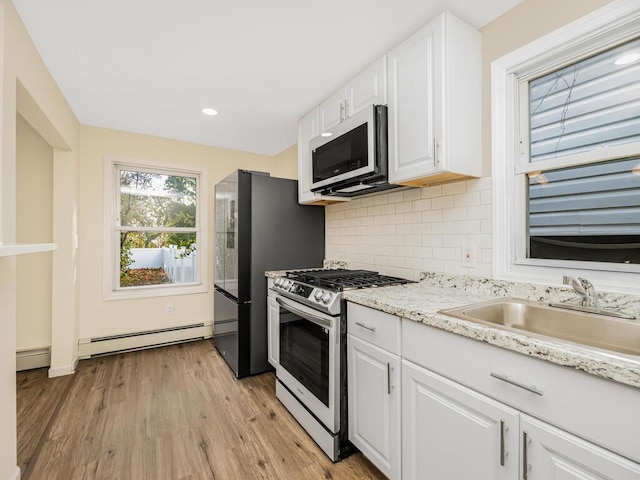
[213,170,325,378]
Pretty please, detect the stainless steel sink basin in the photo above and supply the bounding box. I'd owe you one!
[439,298,640,357]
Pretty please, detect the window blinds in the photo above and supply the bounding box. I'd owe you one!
[529,37,640,163]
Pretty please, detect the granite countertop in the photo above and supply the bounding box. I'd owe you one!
[344,273,640,389]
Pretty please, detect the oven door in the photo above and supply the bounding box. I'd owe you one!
[275,295,340,433]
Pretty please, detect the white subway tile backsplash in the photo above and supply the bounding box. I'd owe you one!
[403,188,422,201]
[453,191,481,208]
[421,210,443,223]
[442,182,466,195]
[395,202,412,213]
[403,211,422,224]
[412,199,432,211]
[431,195,454,209]
[326,180,492,280]
[454,220,482,235]
[422,185,442,198]
[380,204,396,215]
[373,195,388,206]
[432,222,455,234]
[387,191,405,204]
[442,208,467,222]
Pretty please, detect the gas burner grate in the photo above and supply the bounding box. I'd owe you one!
[285,269,412,291]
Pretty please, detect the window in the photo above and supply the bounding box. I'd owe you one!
[492,2,640,292]
[104,158,207,299]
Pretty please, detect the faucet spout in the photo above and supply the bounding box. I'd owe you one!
[563,276,598,308]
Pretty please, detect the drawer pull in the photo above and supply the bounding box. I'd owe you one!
[490,372,543,396]
[522,430,529,480]
[499,419,505,466]
[387,363,391,395]
[355,321,376,333]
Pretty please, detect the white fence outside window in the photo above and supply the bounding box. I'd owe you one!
[130,246,196,284]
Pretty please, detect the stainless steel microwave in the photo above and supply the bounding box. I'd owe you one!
[309,105,388,195]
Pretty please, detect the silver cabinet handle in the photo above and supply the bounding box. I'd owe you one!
[344,99,349,119]
[500,419,505,466]
[433,137,439,167]
[340,101,344,122]
[387,363,391,395]
[355,321,376,333]
[490,372,543,396]
[522,430,529,480]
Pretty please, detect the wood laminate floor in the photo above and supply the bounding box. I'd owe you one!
[17,340,386,480]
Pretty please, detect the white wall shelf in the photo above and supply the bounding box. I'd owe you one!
[0,243,57,257]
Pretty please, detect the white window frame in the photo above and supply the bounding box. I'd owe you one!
[103,156,208,300]
[491,0,640,294]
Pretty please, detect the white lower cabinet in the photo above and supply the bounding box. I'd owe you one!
[345,304,640,480]
[402,359,519,480]
[347,334,401,480]
[522,415,640,480]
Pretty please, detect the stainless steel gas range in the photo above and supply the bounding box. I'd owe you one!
[270,269,412,461]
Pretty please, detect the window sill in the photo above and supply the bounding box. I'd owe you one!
[104,282,208,301]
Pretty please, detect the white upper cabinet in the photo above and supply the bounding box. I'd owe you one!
[319,56,387,134]
[387,11,482,186]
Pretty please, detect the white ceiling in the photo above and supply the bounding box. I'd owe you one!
[13,0,523,156]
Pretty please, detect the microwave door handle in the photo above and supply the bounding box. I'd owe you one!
[276,297,332,329]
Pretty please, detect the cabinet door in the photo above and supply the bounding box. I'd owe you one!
[318,88,345,132]
[387,17,442,184]
[402,359,519,480]
[345,56,387,118]
[297,108,320,204]
[267,296,279,368]
[348,334,401,480]
[521,415,640,480]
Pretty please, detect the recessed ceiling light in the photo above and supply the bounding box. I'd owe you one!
[202,108,218,116]
[321,132,332,137]
[614,52,640,66]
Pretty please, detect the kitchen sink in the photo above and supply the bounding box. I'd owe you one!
[439,298,640,357]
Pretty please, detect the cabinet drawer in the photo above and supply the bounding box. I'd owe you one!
[402,318,640,463]
[347,302,401,355]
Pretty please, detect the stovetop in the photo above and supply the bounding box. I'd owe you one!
[285,269,412,292]
[272,269,412,316]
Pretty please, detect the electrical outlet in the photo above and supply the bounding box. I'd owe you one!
[462,246,476,268]
[166,304,174,315]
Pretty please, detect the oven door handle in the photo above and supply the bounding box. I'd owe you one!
[276,297,333,329]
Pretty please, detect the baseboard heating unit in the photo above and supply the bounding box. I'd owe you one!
[16,347,51,371]
[78,321,213,359]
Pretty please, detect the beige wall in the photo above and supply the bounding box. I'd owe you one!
[16,114,53,351]
[77,126,278,340]
[272,144,298,180]
[0,0,80,477]
[326,0,613,280]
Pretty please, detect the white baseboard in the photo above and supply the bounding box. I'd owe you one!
[78,321,213,359]
[48,363,75,378]
[16,347,50,371]
[9,466,20,480]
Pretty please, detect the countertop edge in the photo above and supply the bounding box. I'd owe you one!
[344,291,640,389]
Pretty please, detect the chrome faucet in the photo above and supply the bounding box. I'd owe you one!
[563,276,598,308]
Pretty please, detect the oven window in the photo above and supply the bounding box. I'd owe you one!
[279,308,330,406]
[312,123,368,183]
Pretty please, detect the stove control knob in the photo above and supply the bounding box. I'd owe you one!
[321,292,332,304]
[274,278,282,287]
[314,290,323,301]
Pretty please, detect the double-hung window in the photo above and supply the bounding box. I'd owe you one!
[492,2,640,292]
[104,158,207,299]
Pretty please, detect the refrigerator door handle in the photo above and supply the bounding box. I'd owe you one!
[276,297,333,329]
